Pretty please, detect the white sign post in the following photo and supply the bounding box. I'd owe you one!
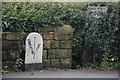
[25,32,43,70]
[87,6,107,18]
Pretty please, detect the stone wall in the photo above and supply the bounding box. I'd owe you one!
[2,25,73,69]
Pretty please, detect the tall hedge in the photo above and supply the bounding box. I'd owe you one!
[2,2,87,31]
[2,2,120,69]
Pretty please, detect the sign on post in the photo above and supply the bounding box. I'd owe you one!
[87,6,107,18]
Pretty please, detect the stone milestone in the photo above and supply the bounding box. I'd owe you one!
[25,32,43,70]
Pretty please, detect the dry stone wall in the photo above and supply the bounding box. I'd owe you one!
[2,25,73,69]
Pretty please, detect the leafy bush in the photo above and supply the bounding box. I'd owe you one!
[12,58,23,71]
[84,63,99,68]
[2,2,120,70]
[2,58,23,73]
[72,2,120,69]
[2,2,87,31]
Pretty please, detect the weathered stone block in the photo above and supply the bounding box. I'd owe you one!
[37,27,55,32]
[39,32,45,39]
[2,33,7,40]
[50,40,60,48]
[55,25,73,34]
[7,50,20,61]
[54,33,64,40]
[43,40,50,49]
[64,34,72,40]
[43,50,47,59]
[2,51,8,61]
[59,58,72,68]
[60,41,72,49]
[48,49,55,59]
[5,32,25,40]
[51,59,59,68]
[43,59,50,68]
[55,49,67,58]
[60,58,72,64]
[2,41,19,50]
[67,50,72,58]
[44,32,54,40]
[6,32,15,40]
[54,34,72,40]
[2,32,26,40]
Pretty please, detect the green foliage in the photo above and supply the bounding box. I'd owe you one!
[84,63,99,68]
[2,2,87,31]
[101,53,111,70]
[75,65,81,69]
[2,66,9,73]
[72,2,120,70]
[2,2,120,70]
[12,65,18,71]
[3,66,9,72]
[2,58,23,73]
[101,53,119,70]
[12,58,23,71]
[15,58,23,67]
[11,58,23,72]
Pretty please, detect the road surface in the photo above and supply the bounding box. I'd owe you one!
[2,70,118,79]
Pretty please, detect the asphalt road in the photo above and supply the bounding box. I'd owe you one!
[2,70,118,78]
